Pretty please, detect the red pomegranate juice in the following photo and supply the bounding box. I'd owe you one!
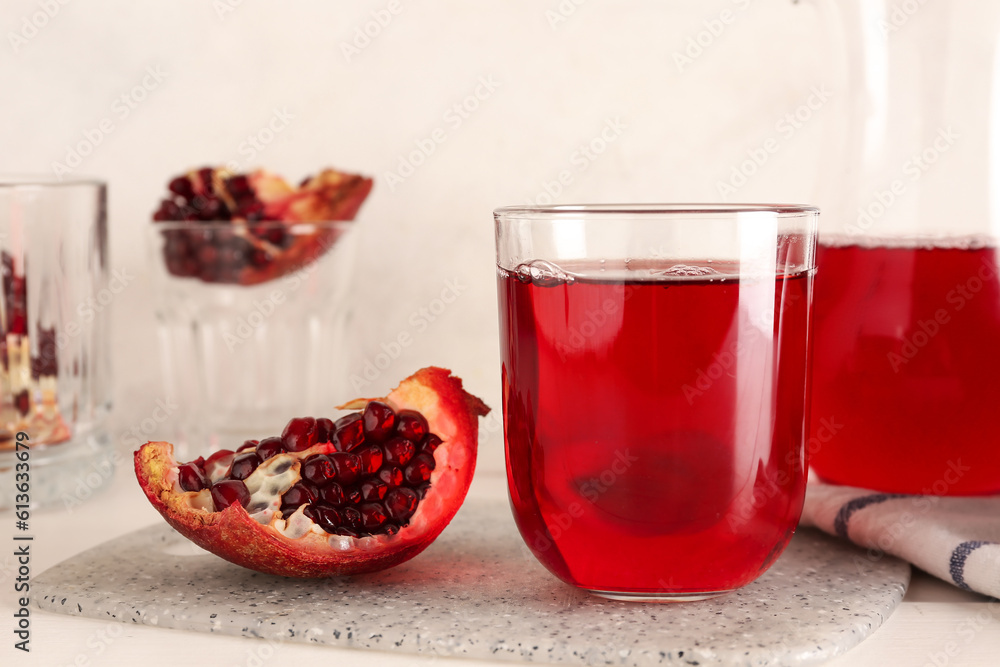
[810,241,1000,495]
[499,262,812,596]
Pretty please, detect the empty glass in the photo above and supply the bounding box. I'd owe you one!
[0,177,112,509]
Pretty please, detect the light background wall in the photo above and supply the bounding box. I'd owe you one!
[1,0,835,472]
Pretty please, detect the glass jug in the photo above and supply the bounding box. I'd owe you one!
[802,0,1000,494]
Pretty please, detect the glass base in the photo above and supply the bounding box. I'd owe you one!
[0,430,115,510]
[587,589,733,602]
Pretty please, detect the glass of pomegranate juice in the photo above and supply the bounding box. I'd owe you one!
[495,204,818,601]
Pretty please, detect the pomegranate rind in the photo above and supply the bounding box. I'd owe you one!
[237,168,373,286]
[134,367,488,578]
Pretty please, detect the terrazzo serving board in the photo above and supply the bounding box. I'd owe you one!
[34,500,909,666]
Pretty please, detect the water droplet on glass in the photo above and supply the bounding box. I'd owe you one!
[514,259,574,287]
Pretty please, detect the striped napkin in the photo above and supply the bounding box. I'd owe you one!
[799,483,1000,599]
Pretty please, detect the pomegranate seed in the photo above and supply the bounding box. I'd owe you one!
[310,504,342,533]
[265,227,288,246]
[177,463,208,492]
[360,503,388,531]
[361,480,388,501]
[341,506,363,530]
[211,480,250,510]
[256,436,285,460]
[378,467,403,487]
[249,248,271,268]
[191,456,206,468]
[227,175,251,196]
[356,444,384,475]
[331,413,364,451]
[363,401,396,441]
[330,452,362,485]
[282,482,317,508]
[197,245,218,264]
[205,449,234,469]
[168,176,194,198]
[228,407,440,537]
[404,453,435,485]
[421,434,443,453]
[197,167,215,187]
[320,482,345,506]
[229,452,261,481]
[282,417,318,452]
[396,410,428,441]
[384,487,418,521]
[315,417,335,444]
[238,440,258,452]
[301,455,336,485]
[384,437,416,467]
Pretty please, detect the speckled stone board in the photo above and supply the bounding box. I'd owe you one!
[34,500,909,666]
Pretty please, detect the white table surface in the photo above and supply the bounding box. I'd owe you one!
[2,287,999,667]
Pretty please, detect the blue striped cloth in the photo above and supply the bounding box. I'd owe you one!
[799,484,1000,599]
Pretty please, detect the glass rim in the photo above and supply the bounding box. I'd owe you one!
[149,220,355,230]
[494,203,819,217]
[0,174,106,188]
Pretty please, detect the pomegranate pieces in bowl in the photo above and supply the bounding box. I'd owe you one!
[152,166,372,285]
[135,368,489,577]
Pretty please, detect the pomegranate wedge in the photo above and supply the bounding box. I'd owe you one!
[135,368,489,577]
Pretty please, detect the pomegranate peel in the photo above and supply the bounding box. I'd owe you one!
[134,367,489,577]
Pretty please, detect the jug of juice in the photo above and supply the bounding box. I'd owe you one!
[802,0,1000,495]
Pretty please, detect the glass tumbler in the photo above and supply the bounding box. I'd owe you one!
[148,221,358,460]
[496,204,817,601]
[0,177,112,510]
